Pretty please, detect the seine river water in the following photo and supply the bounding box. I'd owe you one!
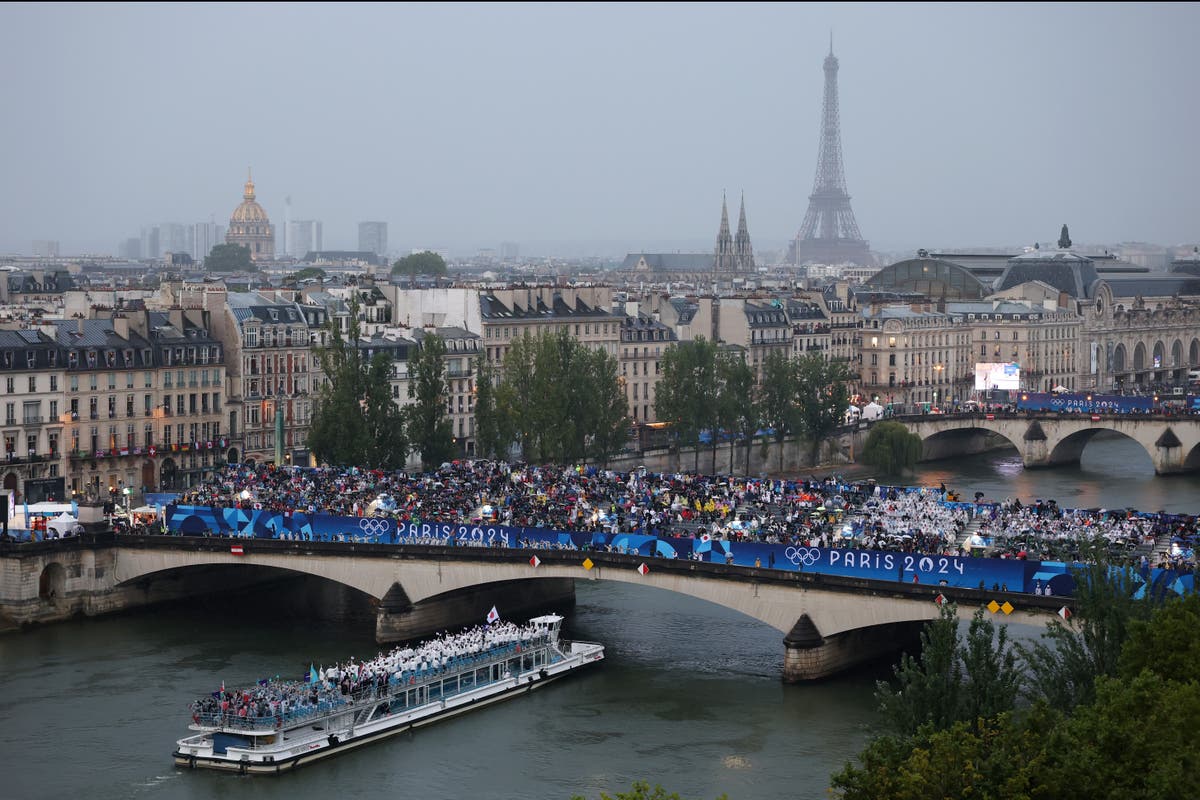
[4,435,1199,800]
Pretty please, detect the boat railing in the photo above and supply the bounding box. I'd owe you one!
[190,635,559,733]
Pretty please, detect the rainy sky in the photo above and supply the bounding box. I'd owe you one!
[2,2,1197,257]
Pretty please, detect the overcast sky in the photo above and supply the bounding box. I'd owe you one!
[2,2,1198,258]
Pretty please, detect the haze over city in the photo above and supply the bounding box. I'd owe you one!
[2,2,1198,257]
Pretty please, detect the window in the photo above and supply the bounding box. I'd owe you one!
[50,400,58,420]
[50,375,57,391]
[4,378,11,394]
[28,376,36,392]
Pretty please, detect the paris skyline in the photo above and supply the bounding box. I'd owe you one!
[1,2,1198,257]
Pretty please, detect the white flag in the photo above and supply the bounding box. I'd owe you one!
[486,606,500,624]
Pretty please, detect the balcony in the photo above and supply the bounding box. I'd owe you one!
[21,417,44,426]
[3,418,14,426]
[3,452,45,465]
[89,412,99,420]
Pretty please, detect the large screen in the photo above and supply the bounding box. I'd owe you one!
[975,362,1020,391]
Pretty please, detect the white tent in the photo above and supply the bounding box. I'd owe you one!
[862,401,885,421]
[844,405,861,423]
[48,512,81,538]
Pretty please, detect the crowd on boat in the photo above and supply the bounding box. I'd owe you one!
[168,460,1197,568]
[188,619,550,730]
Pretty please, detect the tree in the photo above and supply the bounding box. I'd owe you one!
[496,332,539,459]
[204,243,254,272]
[391,251,448,285]
[716,350,756,474]
[406,332,456,470]
[875,605,1019,738]
[860,421,922,476]
[581,344,631,466]
[654,339,718,472]
[1118,590,1200,682]
[309,296,405,467]
[472,356,506,460]
[1020,559,1155,711]
[758,350,799,472]
[794,353,854,464]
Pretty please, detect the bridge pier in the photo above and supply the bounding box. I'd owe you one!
[782,615,925,682]
[375,577,576,644]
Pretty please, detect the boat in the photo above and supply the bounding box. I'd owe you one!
[173,614,604,774]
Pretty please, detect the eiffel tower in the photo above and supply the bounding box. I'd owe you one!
[791,40,871,266]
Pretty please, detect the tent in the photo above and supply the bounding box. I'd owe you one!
[843,405,861,424]
[48,512,82,538]
[862,402,884,421]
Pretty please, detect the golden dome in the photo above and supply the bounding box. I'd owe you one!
[230,168,270,224]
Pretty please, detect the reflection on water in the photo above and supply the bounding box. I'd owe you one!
[910,435,1200,514]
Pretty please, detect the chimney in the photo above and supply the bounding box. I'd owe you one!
[112,315,130,340]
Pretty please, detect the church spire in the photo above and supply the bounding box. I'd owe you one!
[734,192,755,273]
[715,192,735,272]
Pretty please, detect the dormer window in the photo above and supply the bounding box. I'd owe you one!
[123,349,133,366]
[69,351,78,367]
[26,350,35,368]
[86,350,97,367]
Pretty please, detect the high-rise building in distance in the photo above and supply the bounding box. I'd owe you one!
[32,240,59,257]
[359,221,388,257]
[500,241,519,261]
[192,222,226,262]
[288,220,323,260]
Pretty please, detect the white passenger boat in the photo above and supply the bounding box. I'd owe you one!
[173,614,604,774]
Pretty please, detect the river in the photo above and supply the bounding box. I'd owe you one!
[3,435,1198,800]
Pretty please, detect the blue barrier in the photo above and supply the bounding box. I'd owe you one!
[152,504,1200,597]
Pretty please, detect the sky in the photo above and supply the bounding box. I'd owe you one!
[2,2,1198,258]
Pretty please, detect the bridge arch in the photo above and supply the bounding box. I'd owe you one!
[1044,427,1152,470]
[39,562,65,601]
[916,423,1019,462]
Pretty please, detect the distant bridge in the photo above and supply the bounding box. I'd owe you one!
[899,412,1200,474]
[1,534,1068,681]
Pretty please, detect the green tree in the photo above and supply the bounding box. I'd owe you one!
[204,243,254,272]
[876,605,1019,738]
[758,350,799,472]
[472,356,506,460]
[581,343,631,466]
[794,352,854,464]
[1020,560,1154,711]
[309,296,405,467]
[654,338,718,472]
[391,251,448,285]
[1118,589,1200,682]
[716,350,756,474]
[860,421,923,476]
[497,332,539,459]
[406,332,456,470]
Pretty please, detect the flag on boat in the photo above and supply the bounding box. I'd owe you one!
[308,664,319,683]
[230,544,245,555]
[486,605,500,624]
[529,555,541,568]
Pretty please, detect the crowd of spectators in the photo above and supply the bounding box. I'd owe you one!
[168,460,1199,568]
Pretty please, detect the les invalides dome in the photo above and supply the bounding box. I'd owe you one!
[225,169,275,261]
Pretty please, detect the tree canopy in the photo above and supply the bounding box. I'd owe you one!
[308,296,407,468]
[831,562,1190,800]
[484,329,628,465]
[391,251,448,282]
[406,332,456,470]
[204,243,254,272]
[860,421,922,476]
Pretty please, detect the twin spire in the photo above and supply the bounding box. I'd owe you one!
[715,192,755,272]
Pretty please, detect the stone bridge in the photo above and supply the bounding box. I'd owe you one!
[0,534,1068,681]
[900,413,1200,474]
